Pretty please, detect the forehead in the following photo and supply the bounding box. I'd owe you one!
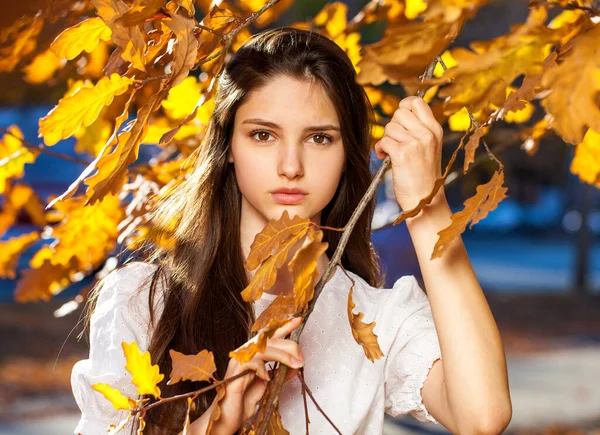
[236,75,339,126]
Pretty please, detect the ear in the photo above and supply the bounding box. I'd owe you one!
[227,148,234,163]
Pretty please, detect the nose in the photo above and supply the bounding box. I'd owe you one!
[277,141,304,180]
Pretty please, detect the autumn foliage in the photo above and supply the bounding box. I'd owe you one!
[1,0,600,432]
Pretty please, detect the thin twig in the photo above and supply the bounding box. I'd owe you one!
[299,367,310,434]
[296,369,342,435]
[0,126,92,167]
[135,369,253,414]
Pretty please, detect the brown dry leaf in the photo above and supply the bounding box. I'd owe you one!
[463,124,490,173]
[347,283,384,363]
[164,11,198,87]
[432,170,508,259]
[241,227,310,302]
[288,229,328,311]
[230,317,289,364]
[205,384,226,435]
[168,349,217,385]
[115,0,167,27]
[541,24,600,145]
[181,396,194,434]
[0,232,40,279]
[571,128,600,188]
[246,210,312,271]
[252,293,296,332]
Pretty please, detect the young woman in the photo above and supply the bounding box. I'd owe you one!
[72,27,512,435]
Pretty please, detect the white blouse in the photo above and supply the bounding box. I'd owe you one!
[71,261,442,435]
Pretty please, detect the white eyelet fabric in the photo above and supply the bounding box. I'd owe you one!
[72,261,441,434]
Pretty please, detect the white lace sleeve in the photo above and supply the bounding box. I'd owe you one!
[71,262,158,435]
[383,275,442,424]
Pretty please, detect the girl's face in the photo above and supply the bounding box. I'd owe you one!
[229,74,346,227]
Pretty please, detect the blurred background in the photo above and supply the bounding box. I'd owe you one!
[1,0,599,434]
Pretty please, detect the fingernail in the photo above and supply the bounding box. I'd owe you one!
[291,357,304,367]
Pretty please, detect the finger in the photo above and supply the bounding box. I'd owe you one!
[255,345,305,369]
[271,316,303,339]
[267,337,303,357]
[375,136,410,163]
[392,107,434,143]
[239,359,270,382]
[243,378,268,420]
[399,97,444,143]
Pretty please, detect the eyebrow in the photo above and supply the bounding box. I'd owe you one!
[241,118,341,132]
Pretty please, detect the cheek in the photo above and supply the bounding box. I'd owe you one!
[309,148,345,204]
[231,147,269,197]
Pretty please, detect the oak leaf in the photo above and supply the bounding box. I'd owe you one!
[92,383,136,411]
[571,128,600,188]
[0,232,40,279]
[205,384,226,434]
[38,73,134,146]
[347,283,384,363]
[122,341,164,398]
[168,349,218,385]
[0,125,36,193]
[50,17,112,61]
[432,170,508,259]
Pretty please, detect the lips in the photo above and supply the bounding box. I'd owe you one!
[271,188,307,205]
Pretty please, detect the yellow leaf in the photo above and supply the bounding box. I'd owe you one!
[239,0,293,28]
[74,114,113,157]
[164,12,198,87]
[571,128,600,188]
[122,341,164,398]
[84,40,110,78]
[50,17,112,61]
[168,349,217,385]
[22,49,63,84]
[0,125,36,194]
[92,383,135,411]
[314,2,347,38]
[347,283,384,363]
[405,0,427,19]
[30,195,122,271]
[432,170,508,259]
[84,88,168,205]
[161,76,202,120]
[39,73,134,146]
[0,232,39,279]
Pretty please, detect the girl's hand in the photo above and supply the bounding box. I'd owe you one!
[195,317,305,435]
[374,96,446,211]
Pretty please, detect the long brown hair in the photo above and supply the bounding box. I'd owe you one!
[117,27,382,433]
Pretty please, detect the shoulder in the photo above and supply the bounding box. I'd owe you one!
[91,261,163,333]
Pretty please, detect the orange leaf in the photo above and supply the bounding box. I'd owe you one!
[164,11,198,87]
[347,283,384,363]
[432,169,508,259]
[14,257,79,302]
[205,384,226,434]
[122,341,164,398]
[252,293,296,332]
[571,128,600,188]
[230,317,289,364]
[288,229,328,311]
[0,232,39,279]
[246,210,312,271]
[168,349,217,385]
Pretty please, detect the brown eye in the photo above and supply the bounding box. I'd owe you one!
[310,133,332,146]
[258,131,270,141]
